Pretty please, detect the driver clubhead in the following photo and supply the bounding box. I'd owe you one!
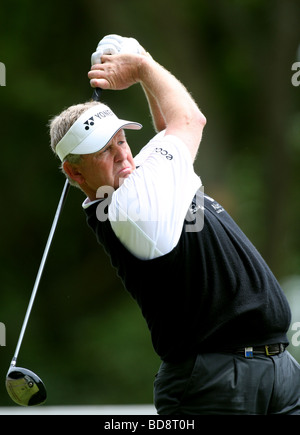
[6,367,47,406]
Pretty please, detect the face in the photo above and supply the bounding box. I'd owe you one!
[65,130,136,200]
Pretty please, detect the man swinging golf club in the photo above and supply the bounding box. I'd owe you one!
[49,35,300,414]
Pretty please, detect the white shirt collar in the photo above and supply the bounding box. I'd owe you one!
[82,197,101,209]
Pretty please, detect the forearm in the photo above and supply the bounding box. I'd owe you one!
[141,83,166,132]
[136,57,206,160]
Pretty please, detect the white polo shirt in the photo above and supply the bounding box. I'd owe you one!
[83,130,201,260]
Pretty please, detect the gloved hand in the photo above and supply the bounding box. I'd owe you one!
[91,34,146,65]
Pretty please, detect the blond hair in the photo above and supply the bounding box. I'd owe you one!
[49,101,104,187]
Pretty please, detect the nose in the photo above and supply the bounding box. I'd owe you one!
[114,144,128,162]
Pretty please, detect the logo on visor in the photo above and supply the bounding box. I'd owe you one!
[84,117,95,130]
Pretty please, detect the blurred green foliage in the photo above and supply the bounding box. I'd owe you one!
[1,0,300,407]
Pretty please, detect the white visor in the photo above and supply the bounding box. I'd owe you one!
[55,103,142,161]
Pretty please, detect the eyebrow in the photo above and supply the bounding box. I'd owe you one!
[100,130,127,153]
[116,129,126,140]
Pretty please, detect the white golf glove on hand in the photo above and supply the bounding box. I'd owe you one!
[91,34,146,65]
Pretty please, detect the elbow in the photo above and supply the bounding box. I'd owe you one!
[183,109,206,131]
[186,110,206,140]
[197,110,207,129]
[191,110,206,160]
[194,111,207,145]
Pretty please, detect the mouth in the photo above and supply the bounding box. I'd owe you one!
[118,167,132,176]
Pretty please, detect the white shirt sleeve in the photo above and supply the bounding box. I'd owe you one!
[108,131,202,260]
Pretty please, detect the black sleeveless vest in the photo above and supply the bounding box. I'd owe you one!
[84,188,291,362]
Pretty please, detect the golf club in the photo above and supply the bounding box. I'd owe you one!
[5,87,103,406]
[5,82,102,406]
[6,178,70,406]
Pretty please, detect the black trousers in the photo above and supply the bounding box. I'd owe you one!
[154,350,300,415]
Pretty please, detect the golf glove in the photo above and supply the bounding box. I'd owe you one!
[91,34,145,65]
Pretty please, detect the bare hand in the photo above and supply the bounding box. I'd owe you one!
[88,53,143,90]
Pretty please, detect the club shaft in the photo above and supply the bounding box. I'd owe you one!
[92,87,102,101]
[11,180,70,367]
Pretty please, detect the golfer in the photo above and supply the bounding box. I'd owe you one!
[49,35,300,414]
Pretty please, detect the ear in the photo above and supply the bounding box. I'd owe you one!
[63,161,85,185]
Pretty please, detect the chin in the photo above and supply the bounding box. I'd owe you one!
[116,177,126,188]
[116,172,132,189]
